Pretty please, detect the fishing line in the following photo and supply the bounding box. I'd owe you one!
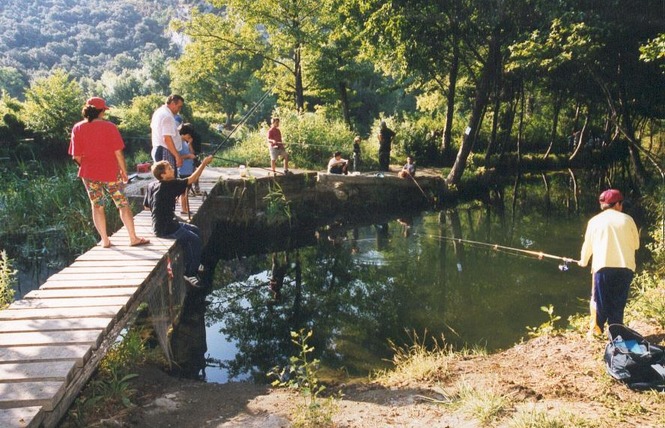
[209,87,274,157]
[414,232,579,271]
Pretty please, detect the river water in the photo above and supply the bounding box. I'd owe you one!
[197,173,642,383]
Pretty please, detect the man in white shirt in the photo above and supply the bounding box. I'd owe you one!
[151,95,185,170]
[579,189,639,335]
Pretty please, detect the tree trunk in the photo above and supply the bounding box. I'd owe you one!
[338,81,351,129]
[294,46,304,113]
[446,32,500,186]
[543,92,562,158]
[442,33,460,153]
[569,111,589,161]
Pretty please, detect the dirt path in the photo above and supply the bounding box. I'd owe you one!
[78,320,665,428]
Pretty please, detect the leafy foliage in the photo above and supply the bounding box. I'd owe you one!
[21,70,83,152]
[269,329,338,427]
[0,251,16,309]
[0,0,178,82]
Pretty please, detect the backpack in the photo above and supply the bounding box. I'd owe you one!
[604,324,665,391]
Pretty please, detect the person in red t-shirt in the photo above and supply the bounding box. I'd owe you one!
[69,97,150,248]
[266,117,290,174]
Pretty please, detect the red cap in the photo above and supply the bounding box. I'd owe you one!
[599,189,623,204]
[86,97,109,111]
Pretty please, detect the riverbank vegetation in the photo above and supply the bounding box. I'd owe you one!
[0,1,664,425]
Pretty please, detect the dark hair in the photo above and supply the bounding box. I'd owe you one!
[82,105,103,122]
[334,151,342,157]
[179,123,195,136]
[166,94,184,105]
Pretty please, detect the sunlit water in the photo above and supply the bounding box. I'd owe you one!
[199,177,625,383]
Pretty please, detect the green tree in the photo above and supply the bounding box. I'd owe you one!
[0,66,27,99]
[22,70,83,154]
[115,94,165,138]
[208,0,335,112]
[171,11,263,124]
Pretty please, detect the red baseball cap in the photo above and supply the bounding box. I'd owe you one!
[86,97,109,111]
[599,189,623,204]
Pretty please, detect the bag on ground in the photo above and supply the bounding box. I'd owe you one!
[604,324,665,391]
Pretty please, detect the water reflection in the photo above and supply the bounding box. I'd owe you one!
[171,172,647,383]
[193,211,593,383]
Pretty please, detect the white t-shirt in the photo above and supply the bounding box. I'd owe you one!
[150,105,182,151]
[579,208,640,272]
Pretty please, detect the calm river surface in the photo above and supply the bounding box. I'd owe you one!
[199,174,639,383]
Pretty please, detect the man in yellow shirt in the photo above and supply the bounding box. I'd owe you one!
[579,189,639,335]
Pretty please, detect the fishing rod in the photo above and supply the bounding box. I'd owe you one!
[405,172,429,201]
[215,155,286,175]
[416,233,579,264]
[209,87,274,157]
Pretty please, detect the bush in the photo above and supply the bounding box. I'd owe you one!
[222,108,355,171]
[0,250,16,308]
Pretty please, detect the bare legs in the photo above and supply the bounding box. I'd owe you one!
[270,156,289,174]
[180,191,190,214]
[119,205,147,246]
[92,203,149,247]
[91,203,111,248]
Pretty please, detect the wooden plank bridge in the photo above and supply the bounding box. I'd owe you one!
[0,164,438,427]
[0,169,232,428]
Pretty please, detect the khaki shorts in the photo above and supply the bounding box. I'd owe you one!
[269,145,288,161]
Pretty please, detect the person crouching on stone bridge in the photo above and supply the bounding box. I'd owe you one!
[327,151,349,175]
[398,156,416,179]
[144,155,213,288]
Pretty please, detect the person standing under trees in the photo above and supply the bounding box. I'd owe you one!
[378,121,395,172]
[69,97,150,248]
[578,189,640,337]
[151,95,185,170]
[266,117,290,175]
[352,136,361,172]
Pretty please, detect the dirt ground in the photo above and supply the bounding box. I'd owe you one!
[81,320,665,428]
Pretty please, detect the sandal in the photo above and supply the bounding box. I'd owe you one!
[130,237,151,247]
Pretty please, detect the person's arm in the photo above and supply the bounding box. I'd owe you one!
[114,150,129,183]
[187,155,213,185]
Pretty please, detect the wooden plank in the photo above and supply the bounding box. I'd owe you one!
[0,330,103,348]
[75,249,165,261]
[62,260,158,269]
[40,278,145,288]
[47,271,149,281]
[0,306,124,321]
[0,406,42,428]
[0,381,66,411]
[24,287,137,299]
[0,318,113,333]
[0,360,77,383]
[0,344,91,366]
[46,265,155,275]
[10,296,131,309]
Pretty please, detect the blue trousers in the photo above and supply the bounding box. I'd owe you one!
[164,222,202,277]
[593,267,633,331]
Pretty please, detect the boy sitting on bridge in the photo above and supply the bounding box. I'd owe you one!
[144,155,213,288]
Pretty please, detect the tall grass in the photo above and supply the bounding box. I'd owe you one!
[222,109,357,171]
[0,161,129,268]
[0,251,16,308]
